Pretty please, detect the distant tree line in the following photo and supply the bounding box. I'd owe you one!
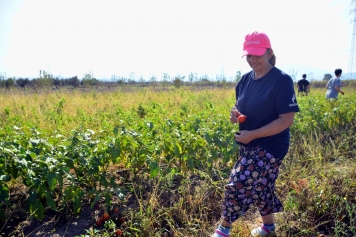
[0,71,84,90]
[0,70,243,90]
[2,70,356,91]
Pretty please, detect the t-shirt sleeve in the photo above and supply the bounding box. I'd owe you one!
[274,76,300,115]
[336,78,341,87]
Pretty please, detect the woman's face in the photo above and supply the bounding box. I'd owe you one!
[246,49,270,72]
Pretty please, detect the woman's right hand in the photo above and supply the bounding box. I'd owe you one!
[230,109,241,124]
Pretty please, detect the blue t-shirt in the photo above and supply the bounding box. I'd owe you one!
[235,67,300,158]
[325,77,341,99]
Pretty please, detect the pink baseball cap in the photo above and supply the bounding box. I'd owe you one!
[242,31,271,57]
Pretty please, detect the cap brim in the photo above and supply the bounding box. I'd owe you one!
[241,48,267,58]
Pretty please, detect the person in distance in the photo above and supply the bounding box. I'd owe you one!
[325,68,344,99]
[297,74,310,96]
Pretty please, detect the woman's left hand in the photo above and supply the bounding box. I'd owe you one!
[235,130,255,144]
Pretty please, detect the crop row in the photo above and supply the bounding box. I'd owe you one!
[1,91,356,223]
[0,115,235,220]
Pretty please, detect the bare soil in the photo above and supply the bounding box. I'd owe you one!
[1,197,105,237]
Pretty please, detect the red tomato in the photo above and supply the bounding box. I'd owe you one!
[103,212,109,220]
[116,229,123,236]
[96,218,103,226]
[114,207,119,213]
[238,115,246,123]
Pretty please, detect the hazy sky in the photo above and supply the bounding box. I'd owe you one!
[0,0,354,80]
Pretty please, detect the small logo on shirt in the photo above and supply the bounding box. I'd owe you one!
[289,94,298,107]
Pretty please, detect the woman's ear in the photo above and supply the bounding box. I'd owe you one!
[268,49,274,57]
[268,50,276,66]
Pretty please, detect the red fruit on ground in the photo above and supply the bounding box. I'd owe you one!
[116,229,123,236]
[103,212,109,220]
[96,219,103,226]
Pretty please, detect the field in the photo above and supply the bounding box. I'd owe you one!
[0,86,355,237]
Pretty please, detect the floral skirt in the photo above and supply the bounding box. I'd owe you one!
[221,145,284,223]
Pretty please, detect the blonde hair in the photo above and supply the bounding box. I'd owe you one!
[267,48,276,66]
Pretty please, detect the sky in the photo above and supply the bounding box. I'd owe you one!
[0,0,354,81]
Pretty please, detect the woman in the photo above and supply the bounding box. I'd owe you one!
[325,68,344,99]
[212,31,299,237]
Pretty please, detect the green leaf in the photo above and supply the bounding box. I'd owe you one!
[149,161,159,177]
[56,172,63,191]
[204,133,211,143]
[45,192,57,211]
[16,158,28,168]
[197,137,207,147]
[174,142,182,156]
[47,172,57,191]
[64,157,74,168]
[186,156,195,169]
[3,148,14,155]
[31,200,45,220]
[73,197,81,213]
[28,190,37,205]
[64,187,72,202]
[104,192,112,207]
[111,147,121,161]
[0,185,9,204]
[100,175,108,188]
